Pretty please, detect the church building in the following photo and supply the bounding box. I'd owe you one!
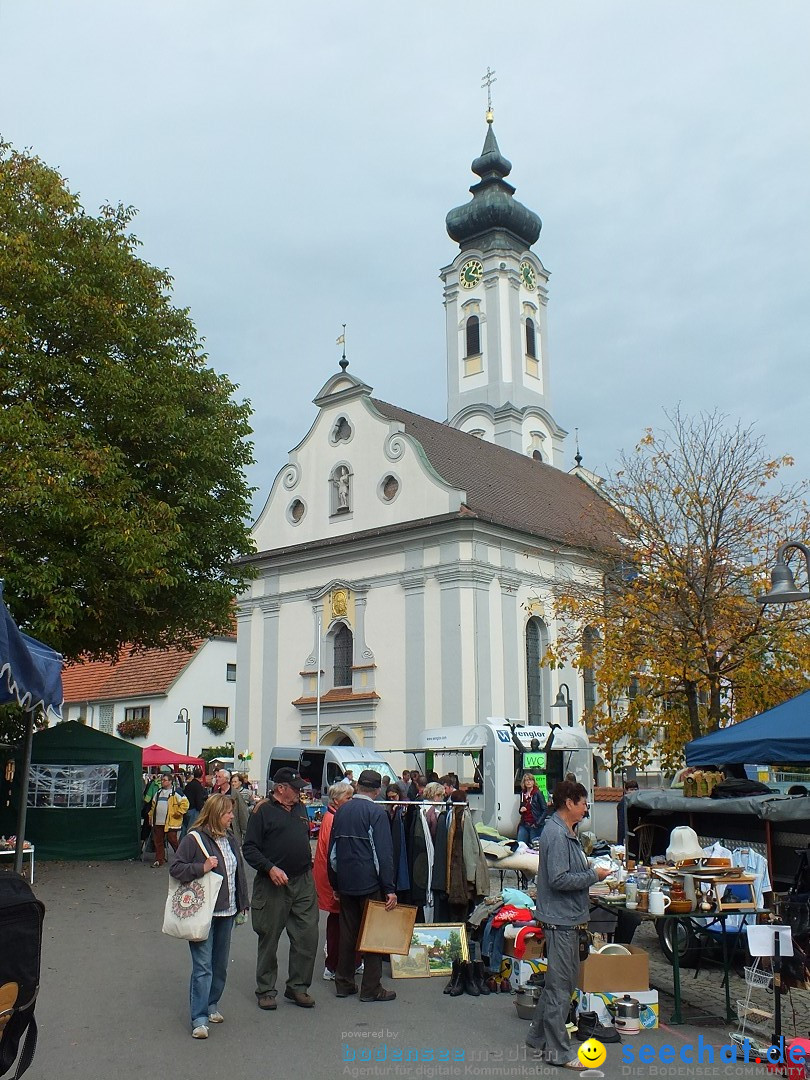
[234,116,618,779]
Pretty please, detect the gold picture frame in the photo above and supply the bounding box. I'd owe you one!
[390,944,431,979]
[357,901,418,955]
[411,923,469,976]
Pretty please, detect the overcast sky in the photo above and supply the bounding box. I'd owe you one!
[2,1,809,519]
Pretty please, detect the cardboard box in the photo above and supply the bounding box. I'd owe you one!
[578,945,649,993]
[500,955,547,990]
[577,990,659,1030]
[504,936,545,961]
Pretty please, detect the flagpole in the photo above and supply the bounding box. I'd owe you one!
[316,617,322,744]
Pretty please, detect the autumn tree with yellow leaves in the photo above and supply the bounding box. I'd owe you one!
[545,409,810,773]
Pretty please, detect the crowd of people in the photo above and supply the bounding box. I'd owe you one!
[150,762,468,1039]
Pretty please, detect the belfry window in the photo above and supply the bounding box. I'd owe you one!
[465,315,481,357]
[525,317,536,358]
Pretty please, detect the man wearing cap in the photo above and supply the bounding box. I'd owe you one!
[242,768,319,1010]
[328,769,397,1003]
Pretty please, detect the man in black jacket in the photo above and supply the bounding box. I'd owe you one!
[328,769,397,1002]
[242,768,319,1010]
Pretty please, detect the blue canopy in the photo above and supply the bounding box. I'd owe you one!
[0,582,63,714]
[685,689,810,765]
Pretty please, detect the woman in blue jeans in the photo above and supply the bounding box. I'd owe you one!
[170,793,249,1038]
[516,772,545,846]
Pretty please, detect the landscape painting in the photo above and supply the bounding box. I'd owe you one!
[411,924,469,976]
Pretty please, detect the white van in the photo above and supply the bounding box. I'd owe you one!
[266,744,401,797]
[415,718,594,837]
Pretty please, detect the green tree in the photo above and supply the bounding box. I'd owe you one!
[545,409,810,772]
[0,142,256,662]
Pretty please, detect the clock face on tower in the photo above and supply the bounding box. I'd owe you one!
[459,259,484,289]
[520,261,537,291]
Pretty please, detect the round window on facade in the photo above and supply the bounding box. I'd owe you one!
[379,474,400,503]
[288,498,306,524]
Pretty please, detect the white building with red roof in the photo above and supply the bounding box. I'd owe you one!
[58,635,237,758]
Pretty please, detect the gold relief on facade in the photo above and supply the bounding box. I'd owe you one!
[331,588,349,620]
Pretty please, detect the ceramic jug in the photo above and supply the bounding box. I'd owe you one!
[649,891,671,916]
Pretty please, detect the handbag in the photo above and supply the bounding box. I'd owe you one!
[162,832,223,942]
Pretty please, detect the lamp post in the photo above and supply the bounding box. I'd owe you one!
[176,708,190,756]
[552,683,574,727]
[758,541,810,605]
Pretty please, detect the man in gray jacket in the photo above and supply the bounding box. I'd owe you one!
[528,780,611,1068]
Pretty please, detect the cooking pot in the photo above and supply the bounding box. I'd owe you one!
[611,994,641,1035]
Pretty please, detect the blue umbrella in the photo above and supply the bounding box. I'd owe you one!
[0,581,64,873]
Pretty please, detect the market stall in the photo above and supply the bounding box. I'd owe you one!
[0,721,142,860]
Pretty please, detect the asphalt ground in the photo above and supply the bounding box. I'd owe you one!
[8,859,808,1080]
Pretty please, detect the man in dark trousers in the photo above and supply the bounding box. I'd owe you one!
[181,765,207,837]
[242,768,319,1010]
[328,769,397,1002]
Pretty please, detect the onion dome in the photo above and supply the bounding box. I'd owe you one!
[446,123,541,253]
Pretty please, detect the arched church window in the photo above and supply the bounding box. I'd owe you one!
[333,624,353,687]
[525,317,536,359]
[465,315,481,357]
[526,617,547,725]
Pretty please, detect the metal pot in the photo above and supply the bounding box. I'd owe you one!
[612,994,641,1035]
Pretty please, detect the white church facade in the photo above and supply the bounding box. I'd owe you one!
[234,118,618,781]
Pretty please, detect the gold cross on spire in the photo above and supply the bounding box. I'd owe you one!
[481,66,497,124]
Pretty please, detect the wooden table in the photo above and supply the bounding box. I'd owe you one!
[589,893,766,1025]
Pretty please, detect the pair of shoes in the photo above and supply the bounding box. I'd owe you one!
[575,1010,621,1044]
[151,861,162,868]
[525,1029,544,1051]
[444,958,465,997]
[284,988,315,1008]
[257,994,277,1010]
[322,969,336,981]
[336,985,358,998]
[207,1011,224,1024]
[552,1061,582,1070]
[191,1025,208,1039]
[359,987,396,1003]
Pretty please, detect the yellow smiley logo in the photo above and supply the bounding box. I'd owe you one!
[578,1038,607,1069]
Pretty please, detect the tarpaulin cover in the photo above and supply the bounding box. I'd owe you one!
[0,722,142,860]
[141,744,205,769]
[685,689,810,766]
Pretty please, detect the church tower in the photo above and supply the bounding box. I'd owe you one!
[442,117,566,465]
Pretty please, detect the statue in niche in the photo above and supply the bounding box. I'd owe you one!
[334,466,351,512]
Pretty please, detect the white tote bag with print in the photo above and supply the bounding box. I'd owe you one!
[162,831,223,942]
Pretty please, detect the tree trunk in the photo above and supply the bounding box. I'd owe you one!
[685,680,701,740]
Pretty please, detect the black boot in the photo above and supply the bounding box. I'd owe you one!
[448,958,465,997]
[575,1010,622,1044]
[443,958,458,994]
[472,959,491,995]
[463,960,480,997]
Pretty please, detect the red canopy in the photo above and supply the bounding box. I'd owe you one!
[141,743,206,769]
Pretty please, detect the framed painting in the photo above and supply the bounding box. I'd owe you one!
[390,944,431,979]
[410,924,469,976]
[357,901,418,955]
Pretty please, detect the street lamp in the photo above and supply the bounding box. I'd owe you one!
[758,541,810,606]
[552,683,574,727]
[176,708,190,756]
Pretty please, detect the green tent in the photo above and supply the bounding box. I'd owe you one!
[0,722,142,860]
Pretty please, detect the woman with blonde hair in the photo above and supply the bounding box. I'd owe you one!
[170,793,249,1039]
